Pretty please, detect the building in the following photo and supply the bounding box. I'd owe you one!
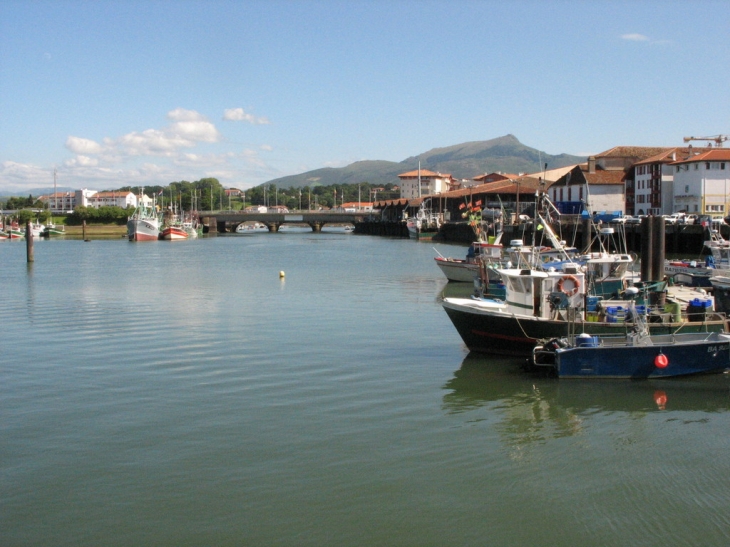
[340,201,373,212]
[76,190,137,209]
[629,147,712,215]
[40,189,139,212]
[398,169,454,199]
[42,191,77,213]
[670,149,730,216]
[549,158,626,214]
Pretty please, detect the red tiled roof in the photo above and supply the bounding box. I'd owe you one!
[633,147,712,165]
[584,168,626,185]
[398,169,451,178]
[595,146,672,161]
[670,149,730,164]
[472,172,518,182]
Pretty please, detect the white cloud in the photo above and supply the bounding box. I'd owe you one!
[621,33,650,42]
[65,136,104,155]
[64,155,99,167]
[1,109,281,192]
[223,107,271,125]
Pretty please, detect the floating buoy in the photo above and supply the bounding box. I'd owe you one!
[279,271,285,278]
[654,354,669,368]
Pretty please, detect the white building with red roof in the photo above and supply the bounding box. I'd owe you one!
[398,169,454,199]
[670,149,730,216]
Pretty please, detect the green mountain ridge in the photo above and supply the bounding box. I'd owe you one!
[263,135,586,189]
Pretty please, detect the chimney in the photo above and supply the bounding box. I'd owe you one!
[588,156,596,174]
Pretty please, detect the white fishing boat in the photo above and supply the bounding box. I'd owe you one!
[127,191,160,241]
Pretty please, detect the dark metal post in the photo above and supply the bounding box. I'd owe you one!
[640,215,653,282]
[652,215,666,283]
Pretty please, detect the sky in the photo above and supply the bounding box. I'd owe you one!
[1,0,729,193]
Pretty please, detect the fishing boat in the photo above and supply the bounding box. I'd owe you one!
[406,199,442,240]
[531,306,730,378]
[41,223,66,237]
[435,239,504,282]
[442,264,726,357]
[442,191,726,357]
[5,222,44,239]
[160,223,188,240]
[127,192,160,241]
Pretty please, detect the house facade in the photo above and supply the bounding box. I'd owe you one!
[398,169,454,199]
[41,189,138,212]
[549,158,626,214]
[670,149,730,216]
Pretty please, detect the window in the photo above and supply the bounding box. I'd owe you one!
[722,163,726,170]
[685,185,689,193]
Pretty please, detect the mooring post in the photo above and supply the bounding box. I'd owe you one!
[26,220,34,263]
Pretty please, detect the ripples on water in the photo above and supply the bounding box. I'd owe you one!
[2,234,730,546]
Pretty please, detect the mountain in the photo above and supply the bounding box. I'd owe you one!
[263,135,585,189]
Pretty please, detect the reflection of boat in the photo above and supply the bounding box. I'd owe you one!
[531,312,730,378]
[442,352,730,416]
[127,192,160,241]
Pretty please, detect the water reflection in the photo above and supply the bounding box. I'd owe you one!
[446,353,730,412]
[443,353,730,423]
[442,353,730,462]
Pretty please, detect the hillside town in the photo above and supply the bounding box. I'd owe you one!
[394,138,730,224]
[10,136,725,234]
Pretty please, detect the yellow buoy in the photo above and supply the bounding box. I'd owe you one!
[279,271,285,278]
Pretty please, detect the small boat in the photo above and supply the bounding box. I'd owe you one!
[41,223,66,237]
[531,308,730,378]
[4,222,44,239]
[160,224,188,240]
[407,198,442,240]
[435,240,504,282]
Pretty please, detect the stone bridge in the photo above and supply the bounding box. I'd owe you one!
[199,211,369,233]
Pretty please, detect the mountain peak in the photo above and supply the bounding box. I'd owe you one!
[264,136,584,188]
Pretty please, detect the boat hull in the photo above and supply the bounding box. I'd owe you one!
[441,297,728,357]
[553,333,730,378]
[435,257,479,282]
[407,224,439,240]
[160,226,189,240]
[127,219,159,241]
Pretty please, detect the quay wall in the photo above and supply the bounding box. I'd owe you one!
[355,218,729,255]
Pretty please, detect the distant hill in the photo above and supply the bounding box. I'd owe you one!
[264,135,585,189]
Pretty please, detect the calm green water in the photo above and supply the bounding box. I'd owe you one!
[2,233,730,546]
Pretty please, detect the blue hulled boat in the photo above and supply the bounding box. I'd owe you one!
[531,325,730,379]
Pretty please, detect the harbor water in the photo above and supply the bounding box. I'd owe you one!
[3,232,730,546]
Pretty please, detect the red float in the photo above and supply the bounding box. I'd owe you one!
[654,354,669,368]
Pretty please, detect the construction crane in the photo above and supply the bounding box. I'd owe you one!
[683,135,728,147]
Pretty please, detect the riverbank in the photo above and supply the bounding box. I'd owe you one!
[61,224,127,239]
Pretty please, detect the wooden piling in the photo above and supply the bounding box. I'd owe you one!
[26,221,34,263]
[651,215,666,283]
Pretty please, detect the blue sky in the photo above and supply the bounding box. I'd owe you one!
[1,0,728,193]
